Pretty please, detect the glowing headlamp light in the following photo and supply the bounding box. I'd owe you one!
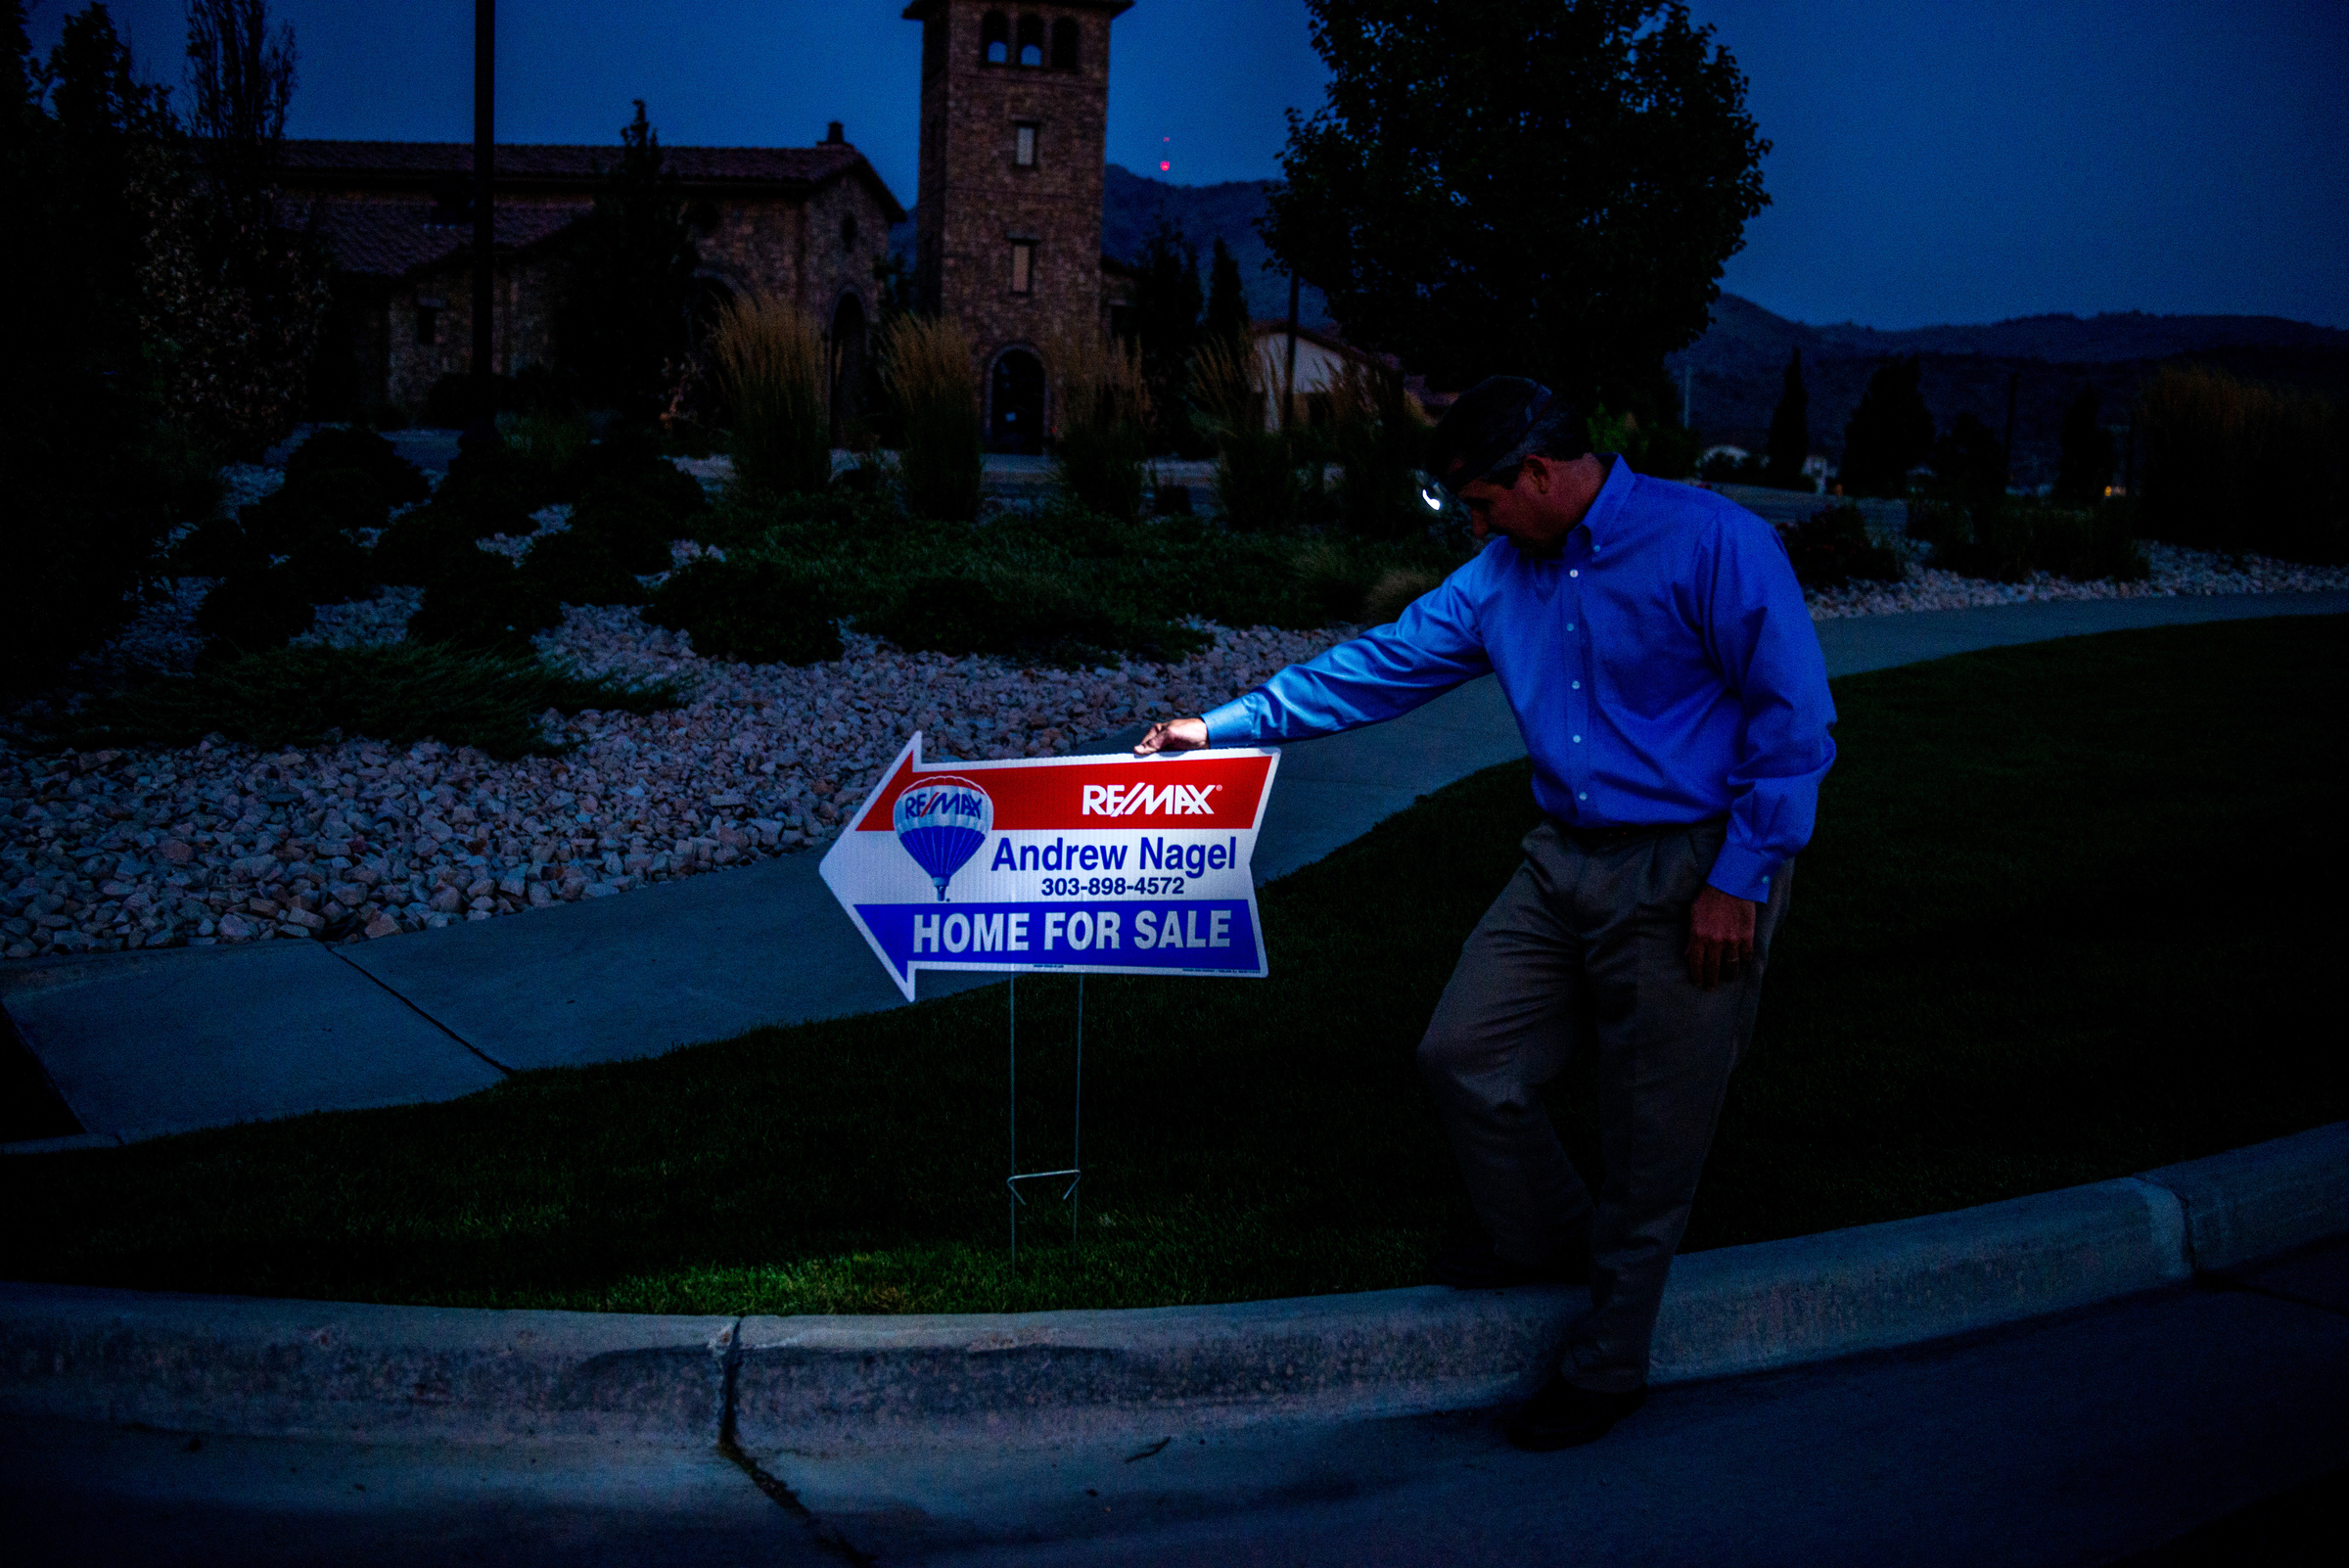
[1420,483,1448,513]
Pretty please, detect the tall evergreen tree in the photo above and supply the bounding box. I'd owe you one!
[138,0,329,458]
[1204,236,1249,347]
[4,3,219,691]
[1264,0,1768,411]
[2053,384,2115,504]
[1129,216,1203,454]
[1762,347,1809,490]
[1839,355,1935,497]
[554,101,702,419]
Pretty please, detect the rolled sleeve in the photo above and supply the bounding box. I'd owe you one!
[1701,518,1837,901]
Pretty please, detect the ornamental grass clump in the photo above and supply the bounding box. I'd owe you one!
[1045,324,1150,523]
[884,314,984,522]
[713,292,832,498]
[2140,365,2345,564]
[1326,359,1432,540]
[1193,335,1299,532]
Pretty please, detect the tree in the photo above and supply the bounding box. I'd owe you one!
[1128,215,1203,454]
[1762,347,1809,490]
[1263,0,1768,412]
[2053,384,2114,505]
[1929,413,2007,510]
[554,101,702,419]
[1204,237,1249,348]
[4,3,219,691]
[1839,355,1934,497]
[134,0,328,458]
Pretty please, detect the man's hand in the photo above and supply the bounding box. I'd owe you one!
[1133,716,1210,756]
[1685,884,1758,991]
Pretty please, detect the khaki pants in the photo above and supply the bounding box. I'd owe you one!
[1417,816,1794,1393]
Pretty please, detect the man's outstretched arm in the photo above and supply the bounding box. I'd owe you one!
[1132,564,1494,757]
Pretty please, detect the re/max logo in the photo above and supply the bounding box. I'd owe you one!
[1082,782,1223,816]
[902,789,985,816]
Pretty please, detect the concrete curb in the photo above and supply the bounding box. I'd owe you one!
[3,1124,2341,1449]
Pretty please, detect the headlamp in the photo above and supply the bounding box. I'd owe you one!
[1420,483,1448,513]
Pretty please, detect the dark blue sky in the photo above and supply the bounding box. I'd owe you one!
[30,0,2348,329]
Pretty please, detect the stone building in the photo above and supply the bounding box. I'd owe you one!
[903,0,1132,452]
[282,130,904,422]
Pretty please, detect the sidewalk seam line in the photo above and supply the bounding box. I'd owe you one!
[326,946,514,1076]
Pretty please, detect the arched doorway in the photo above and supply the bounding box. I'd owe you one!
[990,347,1044,454]
[829,292,868,445]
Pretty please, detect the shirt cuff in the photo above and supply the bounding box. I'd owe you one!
[1705,840,1779,904]
[1199,696,1260,746]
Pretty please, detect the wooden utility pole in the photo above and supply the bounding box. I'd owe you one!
[2001,368,2019,490]
[1281,270,1301,433]
[470,0,496,441]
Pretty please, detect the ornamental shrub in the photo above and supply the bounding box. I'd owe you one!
[171,515,272,577]
[283,530,376,605]
[1775,505,1906,590]
[283,426,430,504]
[407,556,563,656]
[521,526,653,607]
[433,436,555,536]
[196,565,316,657]
[238,466,391,554]
[372,505,487,586]
[647,556,842,666]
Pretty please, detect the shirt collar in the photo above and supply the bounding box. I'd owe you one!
[1578,453,1633,553]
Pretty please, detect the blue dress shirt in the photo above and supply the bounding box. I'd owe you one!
[1201,459,1837,902]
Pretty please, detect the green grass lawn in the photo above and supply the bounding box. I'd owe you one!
[4,616,2342,1315]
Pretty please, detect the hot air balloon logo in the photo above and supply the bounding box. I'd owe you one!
[892,776,993,900]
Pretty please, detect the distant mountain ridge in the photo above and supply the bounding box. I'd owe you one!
[901,168,2346,486]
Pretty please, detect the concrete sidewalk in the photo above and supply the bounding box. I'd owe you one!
[5,591,2345,1146]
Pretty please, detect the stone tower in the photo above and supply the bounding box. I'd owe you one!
[903,0,1130,452]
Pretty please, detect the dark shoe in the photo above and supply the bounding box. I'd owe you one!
[1433,1238,1588,1290]
[1504,1376,1646,1452]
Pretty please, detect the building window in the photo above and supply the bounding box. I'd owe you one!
[1009,241,1034,295]
[414,303,440,346]
[1016,15,1044,66]
[1050,18,1079,69]
[1014,122,1037,167]
[841,213,859,249]
[982,11,1008,65]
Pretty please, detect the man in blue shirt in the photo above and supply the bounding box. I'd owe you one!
[1134,378,1836,1450]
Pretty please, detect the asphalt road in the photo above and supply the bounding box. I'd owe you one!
[7,1241,2344,1567]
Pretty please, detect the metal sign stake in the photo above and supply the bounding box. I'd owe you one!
[1007,974,1083,1265]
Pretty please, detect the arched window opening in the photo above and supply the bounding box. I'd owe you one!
[981,12,1008,65]
[990,348,1045,454]
[840,213,859,250]
[1016,15,1044,67]
[1050,18,1079,69]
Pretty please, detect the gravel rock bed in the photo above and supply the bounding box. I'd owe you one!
[3,496,2344,962]
[1806,541,2349,619]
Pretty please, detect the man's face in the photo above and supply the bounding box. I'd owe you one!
[1458,456,1565,554]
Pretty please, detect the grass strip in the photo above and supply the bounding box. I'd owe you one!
[2,616,2341,1314]
[43,642,679,761]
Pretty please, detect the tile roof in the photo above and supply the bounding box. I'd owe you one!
[279,140,893,203]
[295,199,584,280]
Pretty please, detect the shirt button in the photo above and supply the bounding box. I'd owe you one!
[1572,735,1582,743]
[1572,680,1581,689]
[1578,792,1588,801]
[1569,569,1580,577]
[1566,623,1575,630]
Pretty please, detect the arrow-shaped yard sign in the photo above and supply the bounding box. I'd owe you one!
[820,734,1281,999]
